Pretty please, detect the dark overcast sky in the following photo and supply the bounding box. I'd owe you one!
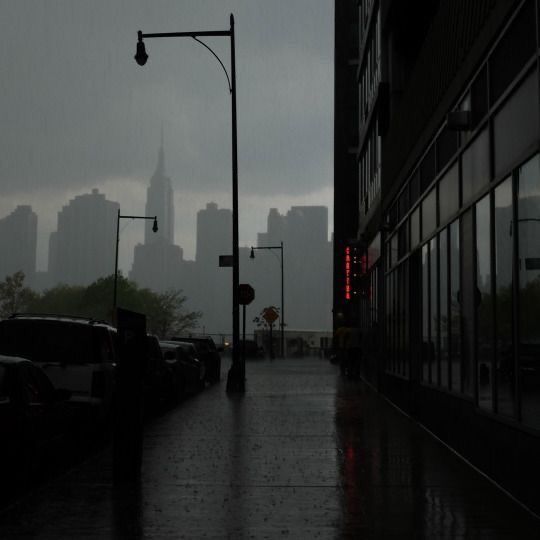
[1,1,334,270]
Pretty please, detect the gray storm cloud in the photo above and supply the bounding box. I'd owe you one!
[1,0,333,198]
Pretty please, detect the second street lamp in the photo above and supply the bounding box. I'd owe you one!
[249,242,285,357]
[113,209,158,321]
[134,15,242,392]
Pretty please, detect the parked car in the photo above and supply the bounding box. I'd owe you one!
[145,335,175,408]
[160,340,206,394]
[0,355,75,482]
[153,341,185,403]
[169,336,222,383]
[0,314,117,426]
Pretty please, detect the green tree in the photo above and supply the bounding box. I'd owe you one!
[148,289,202,338]
[8,272,201,338]
[28,283,85,316]
[0,271,37,318]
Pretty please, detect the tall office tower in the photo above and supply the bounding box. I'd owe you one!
[247,205,332,333]
[192,202,233,334]
[0,205,37,283]
[285,206,328,248]
[144,139,174,245]
[257,208,285,246]
[196,203,232,265]
[130,142,185,293]
[49,189,118,286]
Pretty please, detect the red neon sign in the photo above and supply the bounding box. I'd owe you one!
[345,246,351,300]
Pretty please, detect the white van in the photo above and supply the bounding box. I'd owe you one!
[0,314,117,424]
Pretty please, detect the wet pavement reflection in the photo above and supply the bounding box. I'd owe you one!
[0,357,538,538]
[335,376,540,539]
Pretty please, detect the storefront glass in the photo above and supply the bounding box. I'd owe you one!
[494,177,514,417]
[517,154,540,429]
[476,195,493,410]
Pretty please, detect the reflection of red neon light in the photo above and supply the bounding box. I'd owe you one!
[361,254,367,273]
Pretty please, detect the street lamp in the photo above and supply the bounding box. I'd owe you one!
[113,209,158,321]
[134,15,242,392]
[249,242,285,357]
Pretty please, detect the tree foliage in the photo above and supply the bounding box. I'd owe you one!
[0,271,37,318]
[0,272,201,339]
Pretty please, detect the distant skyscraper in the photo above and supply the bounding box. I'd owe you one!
[49,189,118,286]
[247,205,332,332]
[192,203,233,334]
[0,205,37,282]
[196,202,232,265]
[144,136,174,245]
[130,140,185,293]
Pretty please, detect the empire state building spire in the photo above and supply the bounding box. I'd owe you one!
[145,133,174,245]
[155,125,165,178]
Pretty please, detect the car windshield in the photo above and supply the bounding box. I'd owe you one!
[0,320,93,364]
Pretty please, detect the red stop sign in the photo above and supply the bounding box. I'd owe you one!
[238,283,255,305]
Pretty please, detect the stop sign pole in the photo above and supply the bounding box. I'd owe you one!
[229,284,255,390]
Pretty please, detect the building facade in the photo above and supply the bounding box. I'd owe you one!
[250,206,332,332]
[130,143,186,292]
[192,202,233,335]
[49,189,118,286]
[334,0,540,514]
[0,205,37,284]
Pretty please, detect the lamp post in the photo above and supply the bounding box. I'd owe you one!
[250,242,285,357]
[134,15,242,391]
[113,209,158,321]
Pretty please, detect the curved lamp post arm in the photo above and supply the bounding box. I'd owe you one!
[191,37,232,93]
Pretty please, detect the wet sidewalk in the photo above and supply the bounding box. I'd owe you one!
[0,357,539,539]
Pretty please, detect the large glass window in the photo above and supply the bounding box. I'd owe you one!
[410,170,420,206]
[386,273,391,371]
[390,233,398,268]
[494,72,539,177]
[437,128,458,173]
[396,267,402,375]
[517,154,540,429]
[422,244,430,381]
[399,261,409,378]
[420,146,436,192]
[461,209,475,396]
[462,129,490,204]
[422,188,437,240]
[439,162,459,225]
[390,270,397,373]
[398,221,408,259]
[470,66,488,129]
[440,229,449,389]
[411,207,420,250]
[476,195,493,411]
[494,177,514,417]
[430,237,439,385]
[449,220,461,392]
